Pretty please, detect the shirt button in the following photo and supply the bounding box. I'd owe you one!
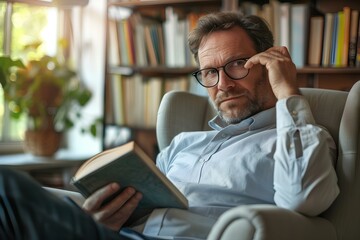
[291,110,298,116]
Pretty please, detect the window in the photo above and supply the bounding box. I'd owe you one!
[0,3,4,56]
[0,0,89,154]
[0,1,57,152]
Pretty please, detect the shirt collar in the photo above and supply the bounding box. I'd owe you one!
[208,107,276,132]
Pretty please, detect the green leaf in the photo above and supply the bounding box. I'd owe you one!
[77,89,92,106]
[0,56,25,69]
[64,117,74,129]
[0,69,7,87]
[0,56,25,87]
[90,124,97,137]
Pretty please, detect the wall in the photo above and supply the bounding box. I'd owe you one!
[66,0,106,155]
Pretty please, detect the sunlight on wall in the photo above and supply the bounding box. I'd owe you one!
[66,0,105,155]
[42,8,58,56]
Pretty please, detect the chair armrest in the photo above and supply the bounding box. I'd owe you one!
[207,204,336,240]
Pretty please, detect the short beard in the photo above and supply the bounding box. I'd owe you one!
[215,97,261,124]
[212,75,270,125]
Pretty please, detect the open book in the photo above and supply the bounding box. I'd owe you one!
[71,141,188,220]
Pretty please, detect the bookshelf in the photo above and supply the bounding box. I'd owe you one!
[103,0,221,158]
[302,0,360,91]
[103,0,360,157]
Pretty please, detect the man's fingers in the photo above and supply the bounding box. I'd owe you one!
[83,182,120,211]
[93,191,143,230]
[112,192,143,219]
[93,187,140,220]
[267,46,291,57]
[245,46,292,69]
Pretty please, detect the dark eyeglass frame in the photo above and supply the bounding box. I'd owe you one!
[191,58,250,88]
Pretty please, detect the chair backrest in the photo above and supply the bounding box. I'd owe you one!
[156,91,216,150]
[321,81,360,240]
[156,87,349,150]
[156,81,360,239]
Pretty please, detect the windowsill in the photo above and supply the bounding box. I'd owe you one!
[0,149,94,171]
[0,141,25,154]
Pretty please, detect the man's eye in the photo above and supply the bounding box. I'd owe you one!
[232,59,245,67]
[204,69,217,77]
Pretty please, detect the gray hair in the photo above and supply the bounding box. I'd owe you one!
[188,12,274,63]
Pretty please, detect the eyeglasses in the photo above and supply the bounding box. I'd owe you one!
[192,58,250,88]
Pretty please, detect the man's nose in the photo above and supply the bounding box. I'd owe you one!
[217,69,235,90]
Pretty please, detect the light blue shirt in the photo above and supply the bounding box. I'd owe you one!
[139,96,339,239]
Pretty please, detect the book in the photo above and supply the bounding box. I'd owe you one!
[270,0,281,46]
[240,1,260,16]
[222,0,238,12]
[290,3,310,67]
[342,6,351,66]
[349,9,359,66]
[164,7,177,66]
[308,15,324,66]
[144,77,163,128]
[116,19,129,65]
[259,3,273,33]
[357,13,360,67]
[123,18,136,65]
[71,141,188,220]
[110,75,125,125]
[322,13,335,66]
[144,25,158,66]
[335,11,345,67]
[108,19,121,65]
[131,13,147,66]
[279,2,291,50]
[330,13,339,65]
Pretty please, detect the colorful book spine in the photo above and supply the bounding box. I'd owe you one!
[335,11,344,67]
[349,10,359,66]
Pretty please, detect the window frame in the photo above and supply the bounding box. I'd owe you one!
[0,0,88,154]
[1,0,89,8]
[1,2,22,154]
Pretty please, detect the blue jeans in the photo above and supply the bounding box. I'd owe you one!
[0,167,151,240]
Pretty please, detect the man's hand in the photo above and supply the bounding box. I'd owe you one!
[245,46,300,100]
[82,183,143,231]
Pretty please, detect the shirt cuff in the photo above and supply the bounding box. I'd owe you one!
[276,95,316,128]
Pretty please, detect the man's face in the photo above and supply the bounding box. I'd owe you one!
[198,27,277,124]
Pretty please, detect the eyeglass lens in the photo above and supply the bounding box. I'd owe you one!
[194,59,249,87]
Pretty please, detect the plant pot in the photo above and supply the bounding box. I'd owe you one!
[24,129,62,157]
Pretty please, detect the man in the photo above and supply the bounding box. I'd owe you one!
[0,12,339,240]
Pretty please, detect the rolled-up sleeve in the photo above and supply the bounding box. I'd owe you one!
[274,95,339,216]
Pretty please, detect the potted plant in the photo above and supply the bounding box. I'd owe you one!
[0,43,95,156]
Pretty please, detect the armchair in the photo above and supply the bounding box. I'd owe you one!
[156,81,360,240]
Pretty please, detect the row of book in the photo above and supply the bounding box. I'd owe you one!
[107,75,189,129]
[109,1,360,69]
[108,7,203,67]
[224,0,360,68]
[308,7,359,67]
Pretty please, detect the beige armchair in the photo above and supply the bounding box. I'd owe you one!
[156,81,360,240]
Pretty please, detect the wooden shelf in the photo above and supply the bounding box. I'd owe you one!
[297,67,360,74]
[107,0,221,8]
[107,0,221,19]
[108,65,197,77]
[316,0,359,12]
[109,65,360,76]
[6,0,88,7]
